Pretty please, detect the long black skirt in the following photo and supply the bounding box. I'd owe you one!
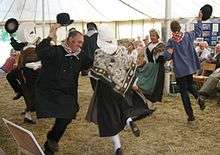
[87,80,151,137]
[96,81,130,137]
[126,90,153,121]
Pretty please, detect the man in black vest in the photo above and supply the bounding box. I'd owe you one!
[81,22,98,76]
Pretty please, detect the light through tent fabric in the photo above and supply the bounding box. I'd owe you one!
[1,0,220,21]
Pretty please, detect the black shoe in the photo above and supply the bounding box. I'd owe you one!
[44,140,59,152]
[115,148,123,155]
[187,116,195,122]
[197,97,206,110]
[130,121,140,137]
[24,118,36,124]
[13,93,22,100]
[81,70,88,76]
[44,148,54,155]
[187,118,196,127]
[20,111,26,115]
[148,109,156,115]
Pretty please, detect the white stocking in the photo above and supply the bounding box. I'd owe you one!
[126,117,133,128]
[111,134,121,152]
[25,112,32,120]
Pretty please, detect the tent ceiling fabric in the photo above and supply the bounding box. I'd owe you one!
[0,0,220,22]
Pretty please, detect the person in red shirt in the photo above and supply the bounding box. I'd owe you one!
[1,49,17,73]
[1,49,23,100]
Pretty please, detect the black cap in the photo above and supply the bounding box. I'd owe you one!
[200,4,213,21]
[56,13,74,26]
[4,18,19,34]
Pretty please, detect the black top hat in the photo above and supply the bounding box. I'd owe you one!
[200,4,213,21]
[4,18,19,34]
[56,13,74,26]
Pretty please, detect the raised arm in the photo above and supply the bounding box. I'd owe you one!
[10,36,27,51]
[36,24,61,60]
[188,11,203,40]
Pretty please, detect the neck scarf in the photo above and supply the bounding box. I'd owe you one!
[61,41,80,58]
[86,30,98,37]
[172,32,184,43]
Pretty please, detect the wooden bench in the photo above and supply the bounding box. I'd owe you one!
[193,62,216,88]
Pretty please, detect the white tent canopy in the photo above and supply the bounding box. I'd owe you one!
[0,0,220,66]
[0,0,220,22]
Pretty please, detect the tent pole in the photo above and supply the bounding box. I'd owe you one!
[114,21,117,39]
[131,20,133,39]
[142,19,144,38]
[42,0,45,38]
[163,0,171,42]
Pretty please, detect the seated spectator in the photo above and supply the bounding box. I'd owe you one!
[198,68,220,103]
[143,35,149,47]
[207,43,220,69]
[134,36,145,50]
[204,41,212,54]
[196,41,211,62]
[198,43,220,104]
[127,41,138,63]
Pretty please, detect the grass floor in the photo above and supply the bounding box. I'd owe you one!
[0,76,220,155]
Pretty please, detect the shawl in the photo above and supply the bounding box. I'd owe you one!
[146,42,165,62]
[90,46,137,96]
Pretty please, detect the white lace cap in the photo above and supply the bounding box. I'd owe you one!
[16,22,39,44]
[97,24,118,54]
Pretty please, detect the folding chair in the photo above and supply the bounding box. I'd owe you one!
[2,118,44,155]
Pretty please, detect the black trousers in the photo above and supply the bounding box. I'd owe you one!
[176,74,198,121]
[47,118,72,143]
[22,67,39,112]
[6,69,22,94]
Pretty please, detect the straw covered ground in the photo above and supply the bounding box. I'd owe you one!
[0,76,219,155]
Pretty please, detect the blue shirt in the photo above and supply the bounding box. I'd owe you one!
[164,21,202,78]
